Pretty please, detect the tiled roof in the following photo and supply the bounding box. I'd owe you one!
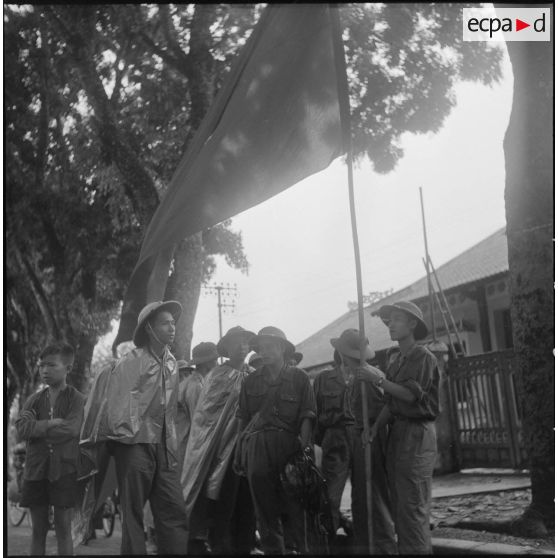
[297,228,508,368]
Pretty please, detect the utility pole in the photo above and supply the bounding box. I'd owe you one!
[419,187,437,341]
[203,283,238,339]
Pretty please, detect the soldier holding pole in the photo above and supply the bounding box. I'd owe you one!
[314,330,396,554]
[365,301,440,554]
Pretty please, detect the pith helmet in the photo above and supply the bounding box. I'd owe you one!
[189,342,220,365]
[216,326,256,357]
[251,326,295,355]
[378,301,428,341]
[133,300,182,347]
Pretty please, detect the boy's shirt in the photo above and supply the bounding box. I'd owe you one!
[16,385,86,482]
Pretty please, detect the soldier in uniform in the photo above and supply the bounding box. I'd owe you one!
[182,327,256,555]
[235,326,316,554]
[314,329,396,554]
[365,301,440,555]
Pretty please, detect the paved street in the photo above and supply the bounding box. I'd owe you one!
[7,521,123,556]
[7,471,549,556]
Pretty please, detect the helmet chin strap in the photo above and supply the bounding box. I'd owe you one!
[147,322,168,347]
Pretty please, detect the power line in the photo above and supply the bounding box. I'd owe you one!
[202,283,238,339]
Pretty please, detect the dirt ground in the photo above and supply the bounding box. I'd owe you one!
[432,525,554,552]
[340,483,555,553]
[431,488,533,527]
[431,488,554,552]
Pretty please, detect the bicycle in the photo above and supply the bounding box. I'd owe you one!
[8,443,30,527]
[100,491,118,537]
[84,488,120,542]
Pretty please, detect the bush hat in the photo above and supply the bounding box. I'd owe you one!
[216,326,256,357]
[251,326,295,355]
[133,300,182,347]
[330,329,375,361]
[378,300,428,341]
[291,351,303,365]
[177,360,195,374]
[190,342,220,365]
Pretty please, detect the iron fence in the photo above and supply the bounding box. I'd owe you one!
[448,350,527,469]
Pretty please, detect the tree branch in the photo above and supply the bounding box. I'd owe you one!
[109,36,133,107]
[13,245,61,340]
[159,5,191,66]
[34,23,50,192]
[47,5,161,229]
[42,210,65,261]
[139,29,191,78]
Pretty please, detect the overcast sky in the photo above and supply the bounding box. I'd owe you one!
[190,48,514,349]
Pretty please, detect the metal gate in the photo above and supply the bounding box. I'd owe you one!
[448,350,527,469]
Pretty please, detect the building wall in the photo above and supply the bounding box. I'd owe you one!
[417,292,485,355]
[303,275,512,371]
[414,279,512,355]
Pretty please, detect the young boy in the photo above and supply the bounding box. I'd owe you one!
[16,342,86,556]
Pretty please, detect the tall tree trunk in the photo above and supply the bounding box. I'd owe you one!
[166,234,205,360]
[163,5,217,359]
[69,332,97,394]
[500,7,553,534]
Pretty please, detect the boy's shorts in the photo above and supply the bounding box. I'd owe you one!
[20,473,78,508]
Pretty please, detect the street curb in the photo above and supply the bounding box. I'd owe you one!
[433,537,554,555]
[432,480,531,499]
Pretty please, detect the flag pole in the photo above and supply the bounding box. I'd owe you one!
[330,6,374,553]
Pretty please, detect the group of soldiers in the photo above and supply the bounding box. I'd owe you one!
[15,297,440,555]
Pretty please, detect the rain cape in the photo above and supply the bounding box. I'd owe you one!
[180,363,247,522]
[72,346,179,543]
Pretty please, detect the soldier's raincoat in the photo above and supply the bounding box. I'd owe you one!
[80,346,179,458]
[181,363,247,523]
[74,346,181,546]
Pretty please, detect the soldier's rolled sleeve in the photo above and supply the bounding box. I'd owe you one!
[400,354,437,404]
[400,378,428,403]
[298,377,317,423]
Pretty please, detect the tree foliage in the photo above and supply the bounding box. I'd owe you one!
[5,3,501,403]
[343,3,501,171]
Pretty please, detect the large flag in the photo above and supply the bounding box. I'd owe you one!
[113,5,348,351]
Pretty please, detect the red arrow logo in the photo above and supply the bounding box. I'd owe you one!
[516,18,530,31]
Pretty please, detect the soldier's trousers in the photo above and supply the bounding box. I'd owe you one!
[321,424,396,554]
[386,419,437,555]
[110,442,189,555]
[245,429,306,554]
[209,459,256,555]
